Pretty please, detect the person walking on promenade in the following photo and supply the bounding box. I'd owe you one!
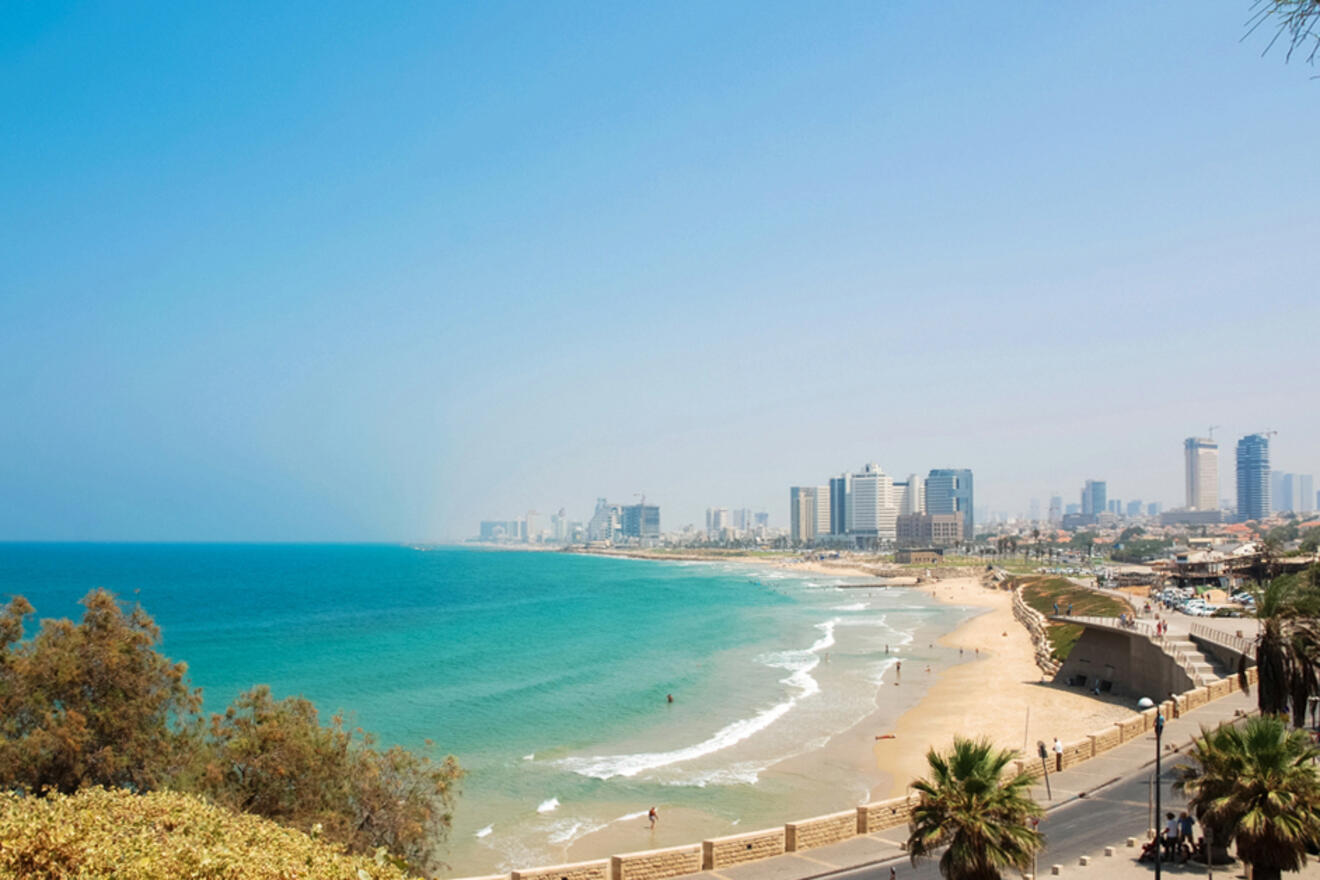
[1053,737,1063,771]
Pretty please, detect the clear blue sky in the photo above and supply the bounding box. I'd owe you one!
[2,2,1317,541]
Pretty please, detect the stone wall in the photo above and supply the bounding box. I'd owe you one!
[858,796,915,833]
[510,859,610,880]
[1115,714,1145,742]
[1089,724,1121,755]
[785,810,858,852]
[702,828,785,869]
[1012,584,1061,675]
[610,845,701,880]
[1060,737,1093,769]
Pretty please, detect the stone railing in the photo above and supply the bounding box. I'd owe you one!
[1012,584,1062,675]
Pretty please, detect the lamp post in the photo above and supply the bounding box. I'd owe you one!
[1139,697,1165,880]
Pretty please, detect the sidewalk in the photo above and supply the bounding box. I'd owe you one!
[682,689,1256,880]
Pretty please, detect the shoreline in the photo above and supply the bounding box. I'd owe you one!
[559,573,1133,868]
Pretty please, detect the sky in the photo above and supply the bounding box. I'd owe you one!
[2,2,1318,541]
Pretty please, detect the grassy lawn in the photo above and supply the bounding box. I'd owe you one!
[1018,576,1131,661]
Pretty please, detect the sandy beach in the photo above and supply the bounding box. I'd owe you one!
[872,575,1134,796]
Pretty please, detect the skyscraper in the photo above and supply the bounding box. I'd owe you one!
[829,474,850,535]
[1081,480,1107,517]
[815,484,831,536]
[1048,495,1063,525]
[926,468,974,539]
[789,487,817,544]
[849,463,897,542]
[1300,475,1315,513]
[1236,434,1271,522]
[1184,437,1219,511]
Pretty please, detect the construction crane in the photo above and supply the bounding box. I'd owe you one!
[1208,425,1220,440]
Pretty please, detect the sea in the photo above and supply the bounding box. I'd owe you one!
[0,543,976,875]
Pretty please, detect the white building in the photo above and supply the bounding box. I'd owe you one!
[849,463,897,542]
[815,484,831,536]
[789,487,817,544]
[1184,437,1219,511]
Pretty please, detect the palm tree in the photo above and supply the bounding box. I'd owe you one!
[1175,715,1320,880]
[907,737,1043,880]
[1248,571,1320,725]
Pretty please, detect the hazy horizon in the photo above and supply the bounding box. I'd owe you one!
[3,2,1318,542]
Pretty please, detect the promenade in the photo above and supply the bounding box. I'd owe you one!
[678,688,1256,880]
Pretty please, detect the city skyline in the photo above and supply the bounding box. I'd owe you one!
[3,3,1319,542]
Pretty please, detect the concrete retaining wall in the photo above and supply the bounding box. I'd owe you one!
[1090,725,1121,755]
[858,796,915,832]
[511,860,610,880]
[702,828,785,869]
[611,845,701,880]
[785,810,857,852]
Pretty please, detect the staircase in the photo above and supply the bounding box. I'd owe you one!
[1159,634,1223,687]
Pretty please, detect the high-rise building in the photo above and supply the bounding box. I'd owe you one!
[1184,437,1220,511]
[1065,503,1081,515]
[815,485,831,536]
[1236,434,1271,522]
[1029,498,1041,522]
[705,507,730,540]
[1300,475,1315,513]
[829,474,850,535]
[754,511,769,528]
[926,468,974,539]
[1081,480,1107,517]
[1272,472,1293,513]
[1108,499,1121,515]
[895,474,925,516]
[1147,502,1161,517]
[588,498,620,542]
[850,464,897,542]
[789,487,818,544]
[1126,500,1143,517]
[621,504,660,540]
[1048,495,1063,525]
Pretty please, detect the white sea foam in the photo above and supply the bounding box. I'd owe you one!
[557,619,839,781]
[537,797,560,813]
[832,602,867,611]
[522,753,535,761]
[615,810,649,823]
[547,818,607,845]
[475,824,493,838]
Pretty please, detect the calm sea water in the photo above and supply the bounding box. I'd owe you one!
[0,544,971,874]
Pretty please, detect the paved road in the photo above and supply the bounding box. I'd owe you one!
[821,758,1185,880]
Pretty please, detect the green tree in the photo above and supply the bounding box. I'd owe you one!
[1175,715,1320,880]
[1247,571,1320,725]
[907,737,1043,879]
[0,590,202,794]
[195,686,463,875]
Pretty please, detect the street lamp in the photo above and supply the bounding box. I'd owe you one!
[1139,697,1166,880]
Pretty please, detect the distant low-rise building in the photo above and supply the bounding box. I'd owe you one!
[895,548,943,565]
[896,512,963,547]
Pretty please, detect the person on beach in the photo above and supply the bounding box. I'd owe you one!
[648,806,658,830]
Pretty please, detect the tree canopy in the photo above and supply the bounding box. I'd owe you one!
[0,589,462,875]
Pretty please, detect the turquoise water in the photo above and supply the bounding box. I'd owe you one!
[0,544,971,874]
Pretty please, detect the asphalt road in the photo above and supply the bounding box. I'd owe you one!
[824,759,1186,880]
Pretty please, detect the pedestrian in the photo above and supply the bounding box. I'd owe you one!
[1163,812,1178,857]
[648,806,658,830]
[890,868,897,880]
[1179,811,1194,846]
[1053,601,1059,614]
[1067,603,1073,615]
[1053,736,1063,771]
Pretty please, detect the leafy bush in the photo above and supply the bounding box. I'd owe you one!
[0,787,419,880]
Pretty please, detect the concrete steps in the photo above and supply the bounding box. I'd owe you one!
[1161,637,1221,687]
